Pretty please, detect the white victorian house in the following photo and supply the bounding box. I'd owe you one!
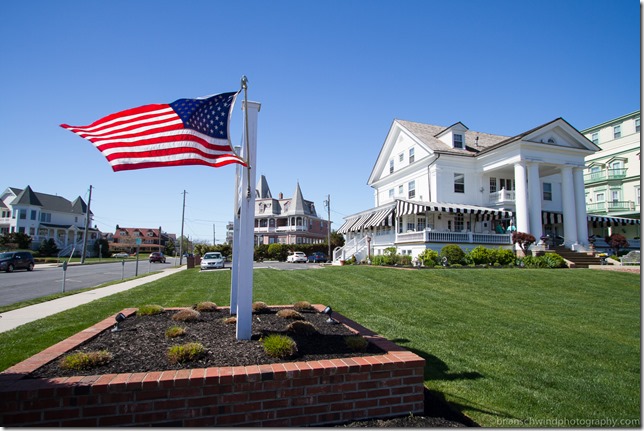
[0,185,99,256]
[336,117,640,262]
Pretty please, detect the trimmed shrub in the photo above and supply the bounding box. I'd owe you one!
[137,304,164,316]
[167,342,205,364]
[195,301,218,312]
[344,335,369,352]
[276,309,304,320]
[286,320,318,336]
[59,350,112,371]
[418,249,439,266]
[541,253,566,268]
[165,326,186,338]
[252,301,270,314]
[262,334,298,358]
[492,248,515,265]
[223,316,237,324]
[440,244,465,265]
[468,246,493,265]
[293,301,313,311]
[172,308,201,322]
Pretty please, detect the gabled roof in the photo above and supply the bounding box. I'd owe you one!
[396,120,508,157]
[13,185,43,207]
[476,117,600,154]
[9,185,91,215]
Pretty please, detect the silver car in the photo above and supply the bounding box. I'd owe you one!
[200,252,225,270]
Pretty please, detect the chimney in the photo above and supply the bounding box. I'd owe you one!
[279,192,283,199]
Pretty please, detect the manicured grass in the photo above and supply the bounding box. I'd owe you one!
[0,266,639,427]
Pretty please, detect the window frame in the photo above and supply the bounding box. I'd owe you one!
[454,173,465,193]
[543,182,552,201]
[453,134,464,149]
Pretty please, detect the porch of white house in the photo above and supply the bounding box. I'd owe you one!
[333,200,640,264]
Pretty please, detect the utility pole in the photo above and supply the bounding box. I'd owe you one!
[81,185,92,264]
[324,194,331,258]
[213,224,216,246]
[179,190,186,265]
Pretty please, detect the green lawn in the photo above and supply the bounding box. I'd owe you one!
[0,266,639,427]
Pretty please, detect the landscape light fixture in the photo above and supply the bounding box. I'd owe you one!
[322,306,338,324]
[112,312,126,332]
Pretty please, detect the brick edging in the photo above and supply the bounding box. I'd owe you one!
[0,305,425,426]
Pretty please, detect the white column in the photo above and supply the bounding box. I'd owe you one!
[527,162,543,240]
[560,166,578,247]
[235,100,261,340]
[573,167,589,246]
[513,162,529,233]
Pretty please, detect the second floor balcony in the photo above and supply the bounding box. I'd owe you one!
[587,200,637,214]
[584,168,627,184]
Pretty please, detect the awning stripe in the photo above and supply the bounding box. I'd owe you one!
[395,199,512,219]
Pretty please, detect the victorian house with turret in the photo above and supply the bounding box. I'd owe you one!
[253,176,329,245]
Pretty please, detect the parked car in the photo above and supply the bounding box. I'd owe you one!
[307,252,329,263]
[113,252,129,258]
[149,252,166,263]
[200,252,225,270]
[286,251,307,263]
[0,251,35,272]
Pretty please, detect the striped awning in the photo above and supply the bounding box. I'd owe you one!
[542,211,563,224]
[337,205,395,234]
[588,215,640,226]
[395,199,513,219]
[337,216,360,234]
[543,211,640,227]
[364,207,394,228]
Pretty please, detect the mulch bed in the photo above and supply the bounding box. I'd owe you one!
[28,306,473,427]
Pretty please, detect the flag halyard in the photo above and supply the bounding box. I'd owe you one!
[61,91,246,171]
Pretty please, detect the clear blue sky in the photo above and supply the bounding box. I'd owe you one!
[0,0,639,244]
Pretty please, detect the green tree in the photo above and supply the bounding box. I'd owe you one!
[0,232,32,250]
[164,239,176,256]
[92,238,110,258]
[39,238,60,257]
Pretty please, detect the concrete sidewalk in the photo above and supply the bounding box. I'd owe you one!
[0,265,186,334]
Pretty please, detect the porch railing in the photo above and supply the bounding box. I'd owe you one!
[397,230,512,245]
[586,200,636,213]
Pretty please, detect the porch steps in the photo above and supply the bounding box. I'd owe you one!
[552,247,605,268]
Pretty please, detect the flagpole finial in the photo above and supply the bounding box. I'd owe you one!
[241,75,248,90]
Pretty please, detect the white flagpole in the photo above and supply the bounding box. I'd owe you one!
[229,146,242,315]
[234,77,260,340]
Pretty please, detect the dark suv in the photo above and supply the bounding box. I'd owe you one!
[0,251,35,272]
[149,252,166,263]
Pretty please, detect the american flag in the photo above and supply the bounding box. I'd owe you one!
[60,91,246,171]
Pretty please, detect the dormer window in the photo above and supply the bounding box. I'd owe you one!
[453,134,464,149]
[409,147,415,163]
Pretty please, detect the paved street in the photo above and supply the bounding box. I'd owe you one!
[0,258,325,307]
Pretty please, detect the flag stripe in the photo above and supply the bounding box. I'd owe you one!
[112,156,244,171]
[95,130,234,153]
[61,91,244,172]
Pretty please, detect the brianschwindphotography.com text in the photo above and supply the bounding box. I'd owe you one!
[496,417,640,427]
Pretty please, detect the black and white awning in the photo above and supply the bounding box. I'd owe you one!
[395,199,513,219]
[542,211,639,227]
[337,205,395,234]
[588,215,640,226]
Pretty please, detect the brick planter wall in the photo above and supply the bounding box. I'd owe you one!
[0,305,425,427]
